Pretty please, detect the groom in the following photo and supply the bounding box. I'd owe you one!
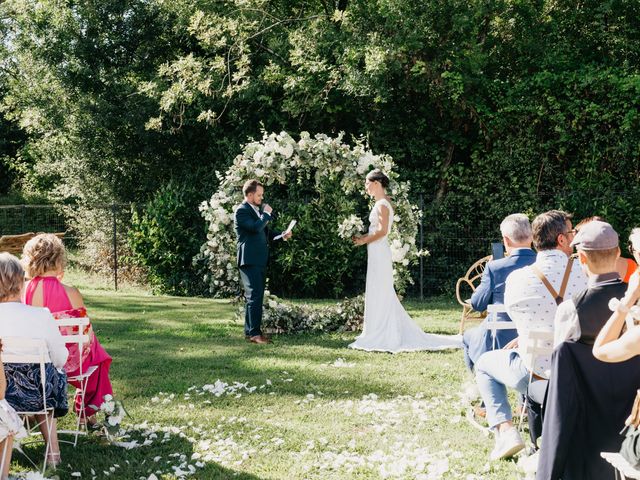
[235,179,291,344]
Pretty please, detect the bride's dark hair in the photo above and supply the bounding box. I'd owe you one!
[366,169,390,188]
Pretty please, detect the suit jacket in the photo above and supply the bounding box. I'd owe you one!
[464,248,537,362]
[471,247,537,321]
[234,201,279,267]
[536,341,640,480]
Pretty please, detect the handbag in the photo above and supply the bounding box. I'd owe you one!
[620,389,640,467]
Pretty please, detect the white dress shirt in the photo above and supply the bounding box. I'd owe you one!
[0,302,68,369]
[247,202,270,220]
[504,249,588,378]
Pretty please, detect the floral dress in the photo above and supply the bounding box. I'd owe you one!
[4,362,68,417]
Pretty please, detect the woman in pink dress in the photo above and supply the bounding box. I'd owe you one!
[21,234,113,426]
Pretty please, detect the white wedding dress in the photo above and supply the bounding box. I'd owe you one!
[349,199,462,353]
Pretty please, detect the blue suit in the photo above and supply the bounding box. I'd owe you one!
[462,248,537,372]
[234,201,281,337]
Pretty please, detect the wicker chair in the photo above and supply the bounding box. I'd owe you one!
[455,254,492,334]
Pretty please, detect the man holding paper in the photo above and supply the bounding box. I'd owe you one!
[234,179,293,344]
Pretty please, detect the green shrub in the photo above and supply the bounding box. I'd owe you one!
[129,180,208,295]
[265,176,368,298]
[198,132,421,299]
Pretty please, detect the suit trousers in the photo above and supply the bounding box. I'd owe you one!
[239,265,266,337]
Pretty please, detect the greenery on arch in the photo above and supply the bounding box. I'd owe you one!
[196,131,423,300]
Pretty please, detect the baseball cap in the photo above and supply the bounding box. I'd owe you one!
[570,220,619,250]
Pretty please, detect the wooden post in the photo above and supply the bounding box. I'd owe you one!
[112,204,118,291]
[419,194,424,301]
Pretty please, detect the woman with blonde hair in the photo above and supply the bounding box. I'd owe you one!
[0,252,67,468]
[22,234,113,427]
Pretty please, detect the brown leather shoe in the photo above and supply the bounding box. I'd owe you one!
[249,335,271,344]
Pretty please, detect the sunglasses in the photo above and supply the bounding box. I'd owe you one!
[629,241,637,256]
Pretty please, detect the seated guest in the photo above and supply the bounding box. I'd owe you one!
[21,234,113,427]
[555,221,628,346]
[592,228,640,362]
[537,222,640,479]
[475,210,587,460]
[0,339,27,480]
[463,214,536,374]
[575,216,637,282]
[0,253,68,468]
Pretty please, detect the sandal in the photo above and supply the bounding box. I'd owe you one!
[46,451,61,469]
[79,415,100,430]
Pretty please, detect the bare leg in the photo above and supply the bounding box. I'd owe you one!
[34,414,60,467]
[80,414,98,427]
[0,436,12,480]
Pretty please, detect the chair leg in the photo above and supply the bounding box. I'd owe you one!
[518,398,528,435]
[41,413,53,474]
[459,308,467,335]
[76,379,90,447]
[0,437,9,480]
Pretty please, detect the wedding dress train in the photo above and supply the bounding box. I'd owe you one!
[349,199,462,353]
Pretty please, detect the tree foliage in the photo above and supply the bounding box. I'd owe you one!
[2,0,639,295]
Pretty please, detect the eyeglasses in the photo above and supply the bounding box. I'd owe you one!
[565,228,577,237]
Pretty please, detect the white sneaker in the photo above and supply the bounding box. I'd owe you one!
[490,427,525,460]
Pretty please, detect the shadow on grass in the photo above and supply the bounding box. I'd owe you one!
[85,293,461,400]
[13,427,265,480]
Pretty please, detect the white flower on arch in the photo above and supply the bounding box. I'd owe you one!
[195,131,421,297]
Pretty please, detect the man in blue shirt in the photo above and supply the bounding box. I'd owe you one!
[463,214,536,372]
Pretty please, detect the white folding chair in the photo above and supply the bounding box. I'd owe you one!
[56,317,97,446]
[518,329,554,432]
[0,426,11,480]
[485,304,517,350]
[601,452,640,479]
[2,336,55,474]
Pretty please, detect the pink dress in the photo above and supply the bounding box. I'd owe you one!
[24,277,113,417]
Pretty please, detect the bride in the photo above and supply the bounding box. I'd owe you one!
[349,169,461,353]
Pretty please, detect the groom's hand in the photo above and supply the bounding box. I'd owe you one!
[263,204,273,215]
[283,231,292,241]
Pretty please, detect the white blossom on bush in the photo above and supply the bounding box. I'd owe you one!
[196,131,421,297]
[258,293,364,334]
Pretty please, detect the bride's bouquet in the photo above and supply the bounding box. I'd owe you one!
[337,215,365,240]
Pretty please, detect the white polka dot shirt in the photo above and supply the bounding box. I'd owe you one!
[504,249,588,378]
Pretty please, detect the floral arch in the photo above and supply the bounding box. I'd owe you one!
[196,131,423,311]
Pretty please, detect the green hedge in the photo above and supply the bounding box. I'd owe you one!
[128,180,208,296]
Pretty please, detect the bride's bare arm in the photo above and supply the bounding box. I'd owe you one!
[354,205,390,246]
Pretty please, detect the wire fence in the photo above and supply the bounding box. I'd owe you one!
[412,189,640,298]
[0,205,68,237]
[0,204,132,291]
[1,191,638,298]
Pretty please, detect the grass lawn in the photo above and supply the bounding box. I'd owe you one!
[10,270,525,479]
